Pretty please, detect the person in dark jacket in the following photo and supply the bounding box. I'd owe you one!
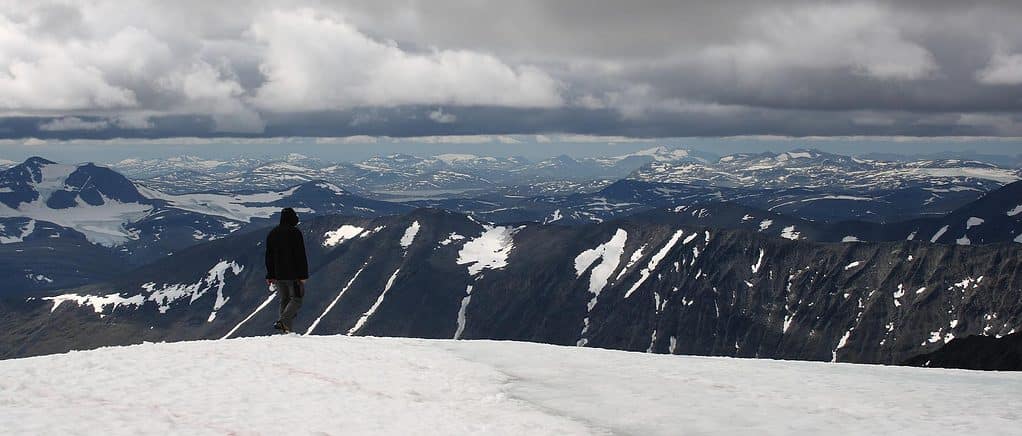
[265,207,309,333]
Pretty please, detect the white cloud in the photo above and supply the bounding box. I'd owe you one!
[702,3,936,81]
[38,117,110,131]
[314,135,379,144]
[113,113,154,129]
[956,113,1022,135]
[157,62,264,133]
[428,109,457,124]
[976,52,1022,85]
[248,9,563,111]
[22,138,48,146]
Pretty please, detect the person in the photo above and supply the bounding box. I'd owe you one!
[265,207,309,333]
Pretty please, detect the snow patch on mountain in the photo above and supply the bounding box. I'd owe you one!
[966,217,985,229]
[0,219,35,244]
[323,225,366,247]
[400,221,421,249]
[439,232,466,246]
[43,293,145,316]
[574,229,629,346]
[457,225,518,276]
[930,225,949,243]
[1008,205,1022,217]
[137,185,304,223]
[780,226,800,240]
[41,260,244,317]
[142,260,245,316]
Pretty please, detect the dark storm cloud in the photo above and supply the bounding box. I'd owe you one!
[1,0,1021,139]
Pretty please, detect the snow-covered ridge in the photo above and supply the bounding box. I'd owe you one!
[44,260,244,321]
[137,184,306,223]
[1,336,1018,435]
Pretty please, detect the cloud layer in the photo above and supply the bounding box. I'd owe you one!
[1,0,1021,138]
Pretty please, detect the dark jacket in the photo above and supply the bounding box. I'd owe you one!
[265,208,309,280]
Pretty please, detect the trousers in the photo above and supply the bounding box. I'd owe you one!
[276,280,304,330]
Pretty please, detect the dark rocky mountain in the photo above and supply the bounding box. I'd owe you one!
[3,209,1020,365]
[904,331,1022,371]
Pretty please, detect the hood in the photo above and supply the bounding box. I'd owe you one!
[279,207,299,227]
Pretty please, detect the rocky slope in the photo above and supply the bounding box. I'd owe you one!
[904,331,1022,370]
[3,209,1020,365]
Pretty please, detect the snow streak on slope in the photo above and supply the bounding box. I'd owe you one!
[751,248,765,274]
[306,262,369,336]
[349,269,401,335]
[574,229,628,346]
[220,292,276,340]
[454,285,474,340]
[2,336,1019,436]
[624,229,685,299]
[574,229,629,294]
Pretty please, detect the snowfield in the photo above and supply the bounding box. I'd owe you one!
[2,336,1020,435]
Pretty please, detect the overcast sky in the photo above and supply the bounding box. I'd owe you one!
[1,1,1021,155]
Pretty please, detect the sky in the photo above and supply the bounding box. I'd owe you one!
[1,1,1021,159]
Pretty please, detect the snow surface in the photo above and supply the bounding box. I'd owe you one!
[930,225,949,243]
[966,217,985,229]
[2,336,1020,435]
[1008,205,1022,217]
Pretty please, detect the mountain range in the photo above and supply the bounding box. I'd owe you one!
[3,208,1020,366]
[2,150,1020,370]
